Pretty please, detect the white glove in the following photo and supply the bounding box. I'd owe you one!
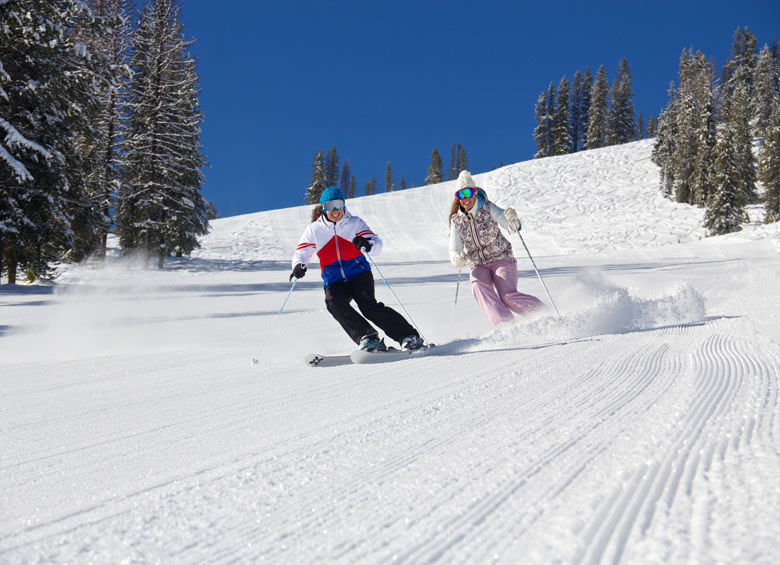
[452,252,468,268]
[504,207,521,232]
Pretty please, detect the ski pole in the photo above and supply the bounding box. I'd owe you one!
[252,278,298,365]
[516,232,561,318]
[362,251,425,342]
[450,268,462,339]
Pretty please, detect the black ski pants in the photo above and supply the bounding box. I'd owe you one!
[325,270,418,345]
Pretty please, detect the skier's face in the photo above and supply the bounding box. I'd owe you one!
[460,193,476,211]
[326,208,344,222]
[323,200,345,222]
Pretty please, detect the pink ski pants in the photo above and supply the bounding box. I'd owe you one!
[469,257,544,326]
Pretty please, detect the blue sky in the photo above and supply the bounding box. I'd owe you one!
[170,0,779,217]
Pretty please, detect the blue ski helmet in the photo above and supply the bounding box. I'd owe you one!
[319,186,345,205]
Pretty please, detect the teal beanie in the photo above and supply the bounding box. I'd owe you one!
[319,186,345,204]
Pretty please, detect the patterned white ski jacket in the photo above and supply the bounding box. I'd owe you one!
[449,197,514,269]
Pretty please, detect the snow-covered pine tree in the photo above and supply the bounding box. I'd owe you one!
[551,76,572,155]
[704,127,748,235]
[117,0,209,268]
[720,27,758,125]
[578,67,593,150]
[671,49,704,204]
[691,52,717,206]
[753,44,780,138]
[761,105,780,223]
[728,84,757,203]
[425,147,443,185]
[304,150,325,203]
[570,70,583,151]
[0,0,92,283]
[607,58,635,146]
[651,86,678,198]
[324,145,339,188]
[646,115,656,137]
[384,162,393,192]
[585,65,609,149]
[70,0,132,261]
[533,90,550,159]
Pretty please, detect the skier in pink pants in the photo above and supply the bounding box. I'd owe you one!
[448,171,544,326]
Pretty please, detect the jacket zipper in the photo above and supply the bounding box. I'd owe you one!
[466,212,489,264]
[332,221,348,280]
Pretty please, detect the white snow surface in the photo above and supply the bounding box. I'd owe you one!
[2,140,780,563]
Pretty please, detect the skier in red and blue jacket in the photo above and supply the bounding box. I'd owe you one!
[291,186,423,352]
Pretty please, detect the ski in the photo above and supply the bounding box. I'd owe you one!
[350,344,436,364]
[306,344,437,367]
[305,352,353,367]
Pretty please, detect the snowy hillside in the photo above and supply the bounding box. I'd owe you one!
[2,140,779,563]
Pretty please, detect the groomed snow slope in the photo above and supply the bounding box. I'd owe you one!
[2,140,780,563]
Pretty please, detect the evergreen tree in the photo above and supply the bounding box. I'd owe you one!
[384,161,393,192]
[425,147,443,185]
[551,76,572,155]
[348,175,356,199]
[339,157,351,196]
[324,145,339,188]
[304,149,325,203]
[651,90,677,198]
[579,67,594,150]
[607,58,635,145]
[0,0,93,283]
[364,176,377,196]
[646,115,656,137]
[704,127,748,235]
[117,0,208,268]
[457,144,468,175]
[728,83,757,202]
[691,52,718,205]
[399,176,407,190]
[533,90,550,158]
[655,50,717,206]
[753,44,780,137]
[585,65,609,149]
[570,70,583,151]
[71,0,132,261]
[720,27,758,124]
[761,105,780,222]
[448,143,457,180]
[671,49,701,204]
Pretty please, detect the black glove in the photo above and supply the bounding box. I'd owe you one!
[353,235,372,252]
[289,263,306,281]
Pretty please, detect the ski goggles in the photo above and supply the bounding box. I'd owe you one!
[322,199,345,212]
[456,187,476,200]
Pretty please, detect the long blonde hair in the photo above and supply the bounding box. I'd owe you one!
[448,198,462,226]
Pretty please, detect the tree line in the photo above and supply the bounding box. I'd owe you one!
[304,142,471,204]
[652,28,780,234]
[533,58,653,158]
[1,0,211,284]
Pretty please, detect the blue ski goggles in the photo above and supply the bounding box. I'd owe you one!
[322,199,345,212]
[456,187,476,200]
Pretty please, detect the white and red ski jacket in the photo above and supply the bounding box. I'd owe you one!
[292,211,383,287]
